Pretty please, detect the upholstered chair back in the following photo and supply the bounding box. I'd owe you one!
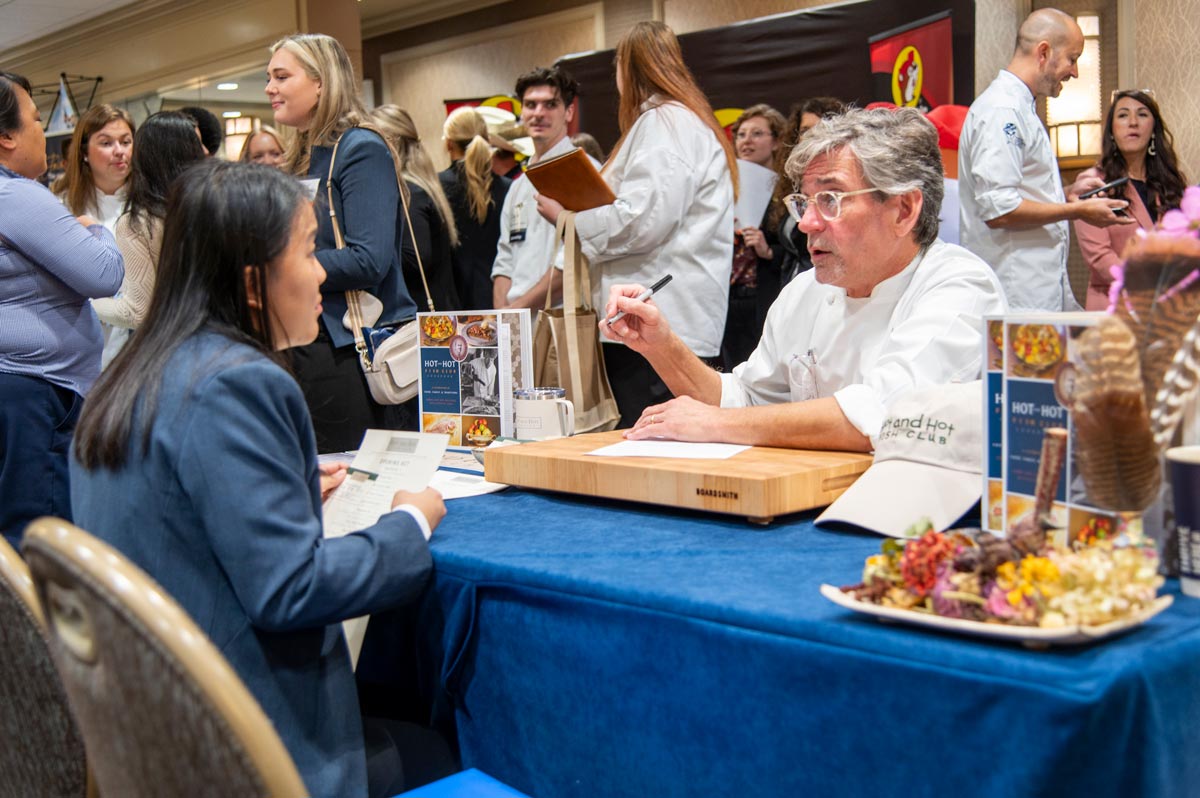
[23,518,308,798]
[0,534,92,798]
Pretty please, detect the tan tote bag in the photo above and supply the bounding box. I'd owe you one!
[532,211,620,434]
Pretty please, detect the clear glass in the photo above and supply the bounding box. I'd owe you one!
[783,188,878,223]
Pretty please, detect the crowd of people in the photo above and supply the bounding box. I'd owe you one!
[0,9,1194,797]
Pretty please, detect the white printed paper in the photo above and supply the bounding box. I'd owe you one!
[322,430,449,538]
[429,469,508,500]
[322,430,448,668]
[734,159,778,229]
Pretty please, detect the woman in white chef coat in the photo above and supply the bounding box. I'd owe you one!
[536,20,737,427]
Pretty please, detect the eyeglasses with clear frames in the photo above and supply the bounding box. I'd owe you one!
[735,129,772,141]
[783,188,878,223]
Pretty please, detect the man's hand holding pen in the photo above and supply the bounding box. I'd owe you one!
[600,283,673,352]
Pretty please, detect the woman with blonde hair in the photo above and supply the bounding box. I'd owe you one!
[52,104,135,232]
[537,20,737,426]
[371,105,460,311]
[267,33,416,452]
[439,106,509,309]
[237,121,286,167]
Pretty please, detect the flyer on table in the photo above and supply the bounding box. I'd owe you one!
[417,310,533,449]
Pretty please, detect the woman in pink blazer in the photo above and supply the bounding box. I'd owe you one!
[1074,90,1188,310]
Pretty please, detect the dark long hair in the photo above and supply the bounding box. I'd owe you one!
[1100,90,1187,216]
[74,160,307,470]
[767,97,847,227]
[123,111,206,236]
[0,72,32,136]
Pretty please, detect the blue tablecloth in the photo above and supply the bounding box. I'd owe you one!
[372,488,1200,798]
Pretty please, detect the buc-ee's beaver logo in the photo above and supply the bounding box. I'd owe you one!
[892,45,923,107]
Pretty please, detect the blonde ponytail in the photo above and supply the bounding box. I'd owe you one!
[461,134,494,223]
[443,107,495,224]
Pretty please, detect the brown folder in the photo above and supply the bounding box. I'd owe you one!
[524,147,615,212]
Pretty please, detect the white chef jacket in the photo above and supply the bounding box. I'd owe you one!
[492,136,598,305]
[571,97,734,357]
[959,70,1071,312]
[720,239,1008,437]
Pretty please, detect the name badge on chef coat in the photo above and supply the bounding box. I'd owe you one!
[509,201,527,243]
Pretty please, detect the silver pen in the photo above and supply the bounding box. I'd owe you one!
[604,274,674,325]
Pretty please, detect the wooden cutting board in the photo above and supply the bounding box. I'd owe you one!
[483,431,872,524]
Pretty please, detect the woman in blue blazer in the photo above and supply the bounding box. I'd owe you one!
[269,33,417,452]
[71,160,452,797]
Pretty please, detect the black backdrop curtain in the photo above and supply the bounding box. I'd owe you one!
[559,0,975,151]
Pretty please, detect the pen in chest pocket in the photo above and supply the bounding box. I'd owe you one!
[790,349,819,401]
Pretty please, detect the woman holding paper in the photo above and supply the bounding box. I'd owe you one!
[723,104,786,369]
[70,161,453,798]
[536,20,738,427]
[269,33,416,452]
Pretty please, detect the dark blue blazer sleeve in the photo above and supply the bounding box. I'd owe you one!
[316,128,401,293]
[176,359,432,632]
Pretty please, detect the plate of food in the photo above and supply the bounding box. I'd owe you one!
[421,315,456,344]
[821,584,1172,647]
[464,319,498,346]
[824,524,1170,647]
[1010,324,1064,374]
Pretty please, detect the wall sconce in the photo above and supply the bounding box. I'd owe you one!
[1047,14,1102,162]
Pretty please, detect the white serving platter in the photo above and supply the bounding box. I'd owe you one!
[819,583,1174,648]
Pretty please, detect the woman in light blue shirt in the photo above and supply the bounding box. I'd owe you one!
[0,71,123,548]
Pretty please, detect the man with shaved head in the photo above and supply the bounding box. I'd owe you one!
[959,8,1132,311]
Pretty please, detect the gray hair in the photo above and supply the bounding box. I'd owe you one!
[785,107,944,247]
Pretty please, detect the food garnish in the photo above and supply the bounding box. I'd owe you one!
[843,521,1162,628]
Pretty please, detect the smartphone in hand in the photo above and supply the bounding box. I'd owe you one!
[1078,176,1130,199]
